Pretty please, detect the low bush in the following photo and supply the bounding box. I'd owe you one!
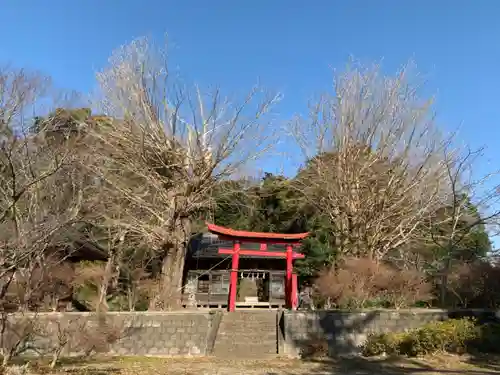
[315,258,380,309]
[362,332,403,356]
[362,318,480,357]
[445,261,500,309]
[399,319,478,356]
[315,257,432,310]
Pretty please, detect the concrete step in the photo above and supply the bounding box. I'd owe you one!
[214,345,277,356]
[217,326,276,333]
[217,334,276,340]
[218,331,276,340]
[219,322,276,328]
[216,340,275,346]
[219,348,277,357]
[217,322,275,327]
[217,328,276,336]
[212,311,278,359]
[217,341,276,348]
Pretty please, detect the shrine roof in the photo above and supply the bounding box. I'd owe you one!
[206,223,309,241]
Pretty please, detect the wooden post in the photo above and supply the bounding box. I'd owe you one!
[285,244,293,309]
[228,240,240,312]
[291,273,298,310]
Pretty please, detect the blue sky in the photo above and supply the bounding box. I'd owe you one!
[2,1,499,135]
[2,1,500,172]
[2,1,500,188]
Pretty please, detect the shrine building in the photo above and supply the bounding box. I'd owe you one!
[182,223,308,311]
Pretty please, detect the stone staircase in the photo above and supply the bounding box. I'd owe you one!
[212,310,278,358]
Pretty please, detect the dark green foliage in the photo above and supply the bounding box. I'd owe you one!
[294,215,339,276]
[32,107,92,135]
[212,173,302,233]
[211,172,342,276]
[427,194,491,263]
[211,179,256,230]
[246,173,300,233]
[470,322,500,354]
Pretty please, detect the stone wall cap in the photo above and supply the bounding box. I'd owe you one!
[284,308,495,314]
[6,311,213,317]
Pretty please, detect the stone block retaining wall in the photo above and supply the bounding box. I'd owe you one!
[106,311,213,356]
[15,311,214,357]
[282,309,498,357]
[4,309,497,358]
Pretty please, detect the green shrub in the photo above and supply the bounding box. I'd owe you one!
[362,332,402,356]
[441,318,479,353]
[399,318,478,356]
[398,329,438,356]
[362,318,479,357]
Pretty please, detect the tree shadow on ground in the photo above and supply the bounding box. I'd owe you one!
[268,356,500,375]
[284,309,382,357]
[284,309,500,374]
[17,356,122,375]
[466,355,500,373]
[63,369,121,375]
[317,356,500,375]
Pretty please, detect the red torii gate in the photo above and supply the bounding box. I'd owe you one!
[206,223,309,311]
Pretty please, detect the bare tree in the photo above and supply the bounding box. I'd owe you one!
[0,67,85,310]
[416,145,500,304]
[292,62,453,263]
[85,38,280,309]
[315,257,431,309]
[44,312,126,368]
[0,312,42,367]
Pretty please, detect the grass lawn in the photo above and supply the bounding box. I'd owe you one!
[18,354,500,375]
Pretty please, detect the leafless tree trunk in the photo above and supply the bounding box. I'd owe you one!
[94,229,126,312]
[86,37,280,309]
[96,257,114,312]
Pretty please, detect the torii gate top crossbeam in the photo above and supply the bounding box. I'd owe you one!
[206,222,309,242]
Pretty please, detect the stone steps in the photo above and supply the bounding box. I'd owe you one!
[212,311,278,358]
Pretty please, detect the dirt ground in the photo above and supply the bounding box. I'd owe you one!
[31,354,500,375]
